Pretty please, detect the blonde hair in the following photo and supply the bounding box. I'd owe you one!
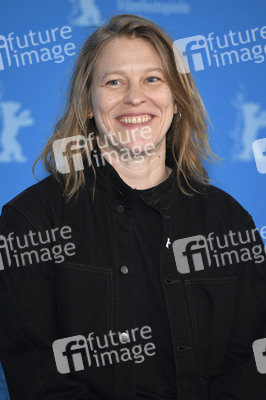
[33,13,217,200]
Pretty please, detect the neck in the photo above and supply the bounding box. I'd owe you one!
[98,140,171,190]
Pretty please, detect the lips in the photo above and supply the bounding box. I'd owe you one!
[118,114,153,124]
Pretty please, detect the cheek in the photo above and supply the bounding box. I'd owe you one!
[158,97,175,115]
[96,94,116,113]
[154,87,175,111]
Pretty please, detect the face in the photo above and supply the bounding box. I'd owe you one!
[90,36,177,154]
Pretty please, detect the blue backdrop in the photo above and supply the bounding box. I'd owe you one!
[0,1,265,398]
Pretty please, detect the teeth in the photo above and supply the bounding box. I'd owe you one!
[119,115,152,124]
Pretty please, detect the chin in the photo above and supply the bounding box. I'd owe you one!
[125,142,151,154]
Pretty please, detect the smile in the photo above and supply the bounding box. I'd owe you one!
[119,115,152,124]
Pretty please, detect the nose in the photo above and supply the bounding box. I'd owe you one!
[123,83,146,106]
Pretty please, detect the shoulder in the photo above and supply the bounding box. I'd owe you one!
[202,184,249,213]
[1,174,64,228]
[183,182,252,230]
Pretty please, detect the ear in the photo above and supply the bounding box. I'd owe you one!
[88,110,94,119]
[174,102,178,115]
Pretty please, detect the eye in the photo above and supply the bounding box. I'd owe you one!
[145,77,160,83]
[106,79,120,85]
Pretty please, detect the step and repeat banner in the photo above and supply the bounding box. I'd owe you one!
[0,0,265,397]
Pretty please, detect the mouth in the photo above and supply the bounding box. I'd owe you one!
[118,114,153,125]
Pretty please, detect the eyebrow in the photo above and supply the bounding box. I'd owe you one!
[100,67,164,81]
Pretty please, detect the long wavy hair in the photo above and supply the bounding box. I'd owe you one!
[33,13,217,200]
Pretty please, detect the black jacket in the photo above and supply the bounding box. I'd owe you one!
[0,153,266,400]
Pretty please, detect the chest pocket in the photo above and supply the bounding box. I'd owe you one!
[185,274,238,377]
[55,262,113,337]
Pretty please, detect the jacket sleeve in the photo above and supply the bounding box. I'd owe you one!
[209,218,266,400]
[0,205,103,400]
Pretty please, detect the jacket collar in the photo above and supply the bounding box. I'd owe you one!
[84,145,180,211]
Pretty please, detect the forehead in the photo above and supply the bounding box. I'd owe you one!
[95,36,164,73]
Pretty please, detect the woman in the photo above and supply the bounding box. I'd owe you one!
[0,14,265,400]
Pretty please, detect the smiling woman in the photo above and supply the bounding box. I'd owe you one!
[33,13,216,198]
[90,36,177,175]
[0,13,266,400]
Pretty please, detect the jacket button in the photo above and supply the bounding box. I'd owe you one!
[116,205,125,214]
[120,332,129,343]
[120,265,128,275]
